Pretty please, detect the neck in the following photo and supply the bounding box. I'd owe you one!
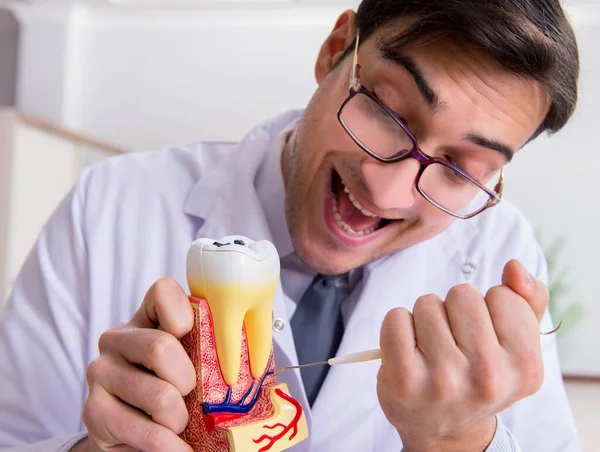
[280,127,296,190]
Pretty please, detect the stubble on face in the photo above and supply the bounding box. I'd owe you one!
[281,112,346,273]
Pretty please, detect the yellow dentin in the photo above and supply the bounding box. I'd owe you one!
[189,279,278,386]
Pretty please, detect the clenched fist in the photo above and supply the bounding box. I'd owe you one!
[79,278,196,452]
[377,259,550,452]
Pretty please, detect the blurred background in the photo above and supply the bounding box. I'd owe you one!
[0,0,598,449]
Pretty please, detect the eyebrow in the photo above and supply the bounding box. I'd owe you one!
[378,40,442,111]
[378,40,514,163]
[465,134,514,162]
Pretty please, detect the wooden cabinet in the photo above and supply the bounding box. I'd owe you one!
[0,109,126,309]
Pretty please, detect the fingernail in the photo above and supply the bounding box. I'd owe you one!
[520,262,534,288]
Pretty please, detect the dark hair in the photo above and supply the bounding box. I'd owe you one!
[351,0,580,140]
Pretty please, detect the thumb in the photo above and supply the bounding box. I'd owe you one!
[501,259,550,323]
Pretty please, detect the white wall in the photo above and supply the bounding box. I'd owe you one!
[67,3,358,151]
[0,110,124,307]
[503,5,600,375]
[7,1,600,375]
[12,3,75,124]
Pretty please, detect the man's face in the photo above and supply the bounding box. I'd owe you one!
[282,14,549,274]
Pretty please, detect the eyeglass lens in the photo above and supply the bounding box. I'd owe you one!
[339,92,496,217]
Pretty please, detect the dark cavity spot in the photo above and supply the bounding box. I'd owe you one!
[234,239,245,246]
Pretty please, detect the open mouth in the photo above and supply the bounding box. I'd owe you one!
[327,169,395,242]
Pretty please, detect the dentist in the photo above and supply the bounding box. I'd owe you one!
[0,1,581,451]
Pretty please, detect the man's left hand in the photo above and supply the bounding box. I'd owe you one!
[377,259,550,452]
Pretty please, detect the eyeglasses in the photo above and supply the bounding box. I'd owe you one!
[337,33,504,219]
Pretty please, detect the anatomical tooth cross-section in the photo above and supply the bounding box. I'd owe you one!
[180,235,308,451]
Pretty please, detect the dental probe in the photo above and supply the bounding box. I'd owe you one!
[273,321,564,378]
[273,348,382,377]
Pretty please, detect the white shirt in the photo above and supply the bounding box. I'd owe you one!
[0,110,580,451]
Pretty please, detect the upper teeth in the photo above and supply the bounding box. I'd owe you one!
[342,183,379,218]
[186,235,279,386]
[331,181,382,237]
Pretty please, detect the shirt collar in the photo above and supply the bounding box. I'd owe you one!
[255,122,298,259]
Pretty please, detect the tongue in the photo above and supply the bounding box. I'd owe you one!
[337,184,381,232]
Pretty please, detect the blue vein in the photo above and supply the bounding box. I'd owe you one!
[202,361,274,416]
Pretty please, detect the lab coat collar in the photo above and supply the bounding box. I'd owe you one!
[182,109,303,234]
[254,121,298,259]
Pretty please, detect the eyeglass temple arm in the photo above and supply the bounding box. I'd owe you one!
[350,32,361,90]
[494,168,505,199]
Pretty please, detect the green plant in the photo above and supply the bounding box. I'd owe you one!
[538,232,585,337]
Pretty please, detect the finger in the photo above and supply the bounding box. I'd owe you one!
[412,294,459,363]
[485,283,544,396]
[98,327,196,396]
[92,355,189,434]
[88,441,136,452]
[501,259,549,323]
[445,284,500,358]
[379,308,420,383]
[84,385,193,452]
[103,447,137,452]
[485,284,540,352]
[130,278,194,338]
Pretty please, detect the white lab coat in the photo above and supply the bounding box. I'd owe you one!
[0,110,579,451]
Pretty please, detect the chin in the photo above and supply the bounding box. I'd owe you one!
[292,220,402,275]
[285,158,430,273]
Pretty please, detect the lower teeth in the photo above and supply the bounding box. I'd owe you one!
[332,192,378,237]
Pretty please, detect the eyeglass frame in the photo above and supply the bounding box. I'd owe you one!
[336,32,505,220]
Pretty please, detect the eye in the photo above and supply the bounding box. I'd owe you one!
[443,154,492,182]
[443,154,463,171]
[233,239,245,246]
[373,89,408,121]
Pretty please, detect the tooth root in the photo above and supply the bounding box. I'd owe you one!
[207,282,277,385]
[206,288,245,386]
[244,284,277,379]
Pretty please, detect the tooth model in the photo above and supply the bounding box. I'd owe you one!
[180,235,308,452]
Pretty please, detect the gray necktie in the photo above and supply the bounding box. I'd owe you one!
[291,273,346,406]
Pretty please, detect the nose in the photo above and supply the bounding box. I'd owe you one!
[361,158,420,210]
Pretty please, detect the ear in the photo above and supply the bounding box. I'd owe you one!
[315,10,357,85]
